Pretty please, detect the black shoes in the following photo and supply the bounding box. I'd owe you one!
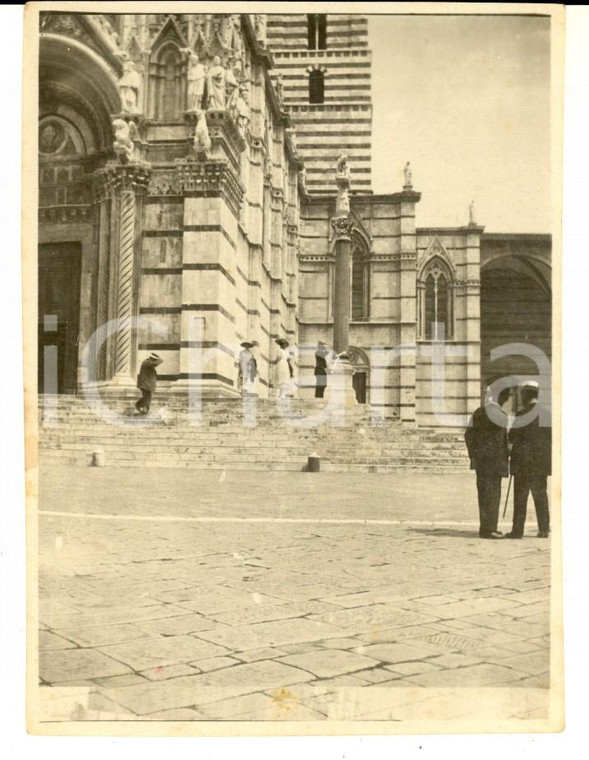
[537,530,550,538]
[480,531,504,539]
[504,532,523,539]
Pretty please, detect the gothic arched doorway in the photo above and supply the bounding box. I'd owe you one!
[348,347,370,405]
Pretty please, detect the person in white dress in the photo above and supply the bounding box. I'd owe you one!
[275,338,294,399]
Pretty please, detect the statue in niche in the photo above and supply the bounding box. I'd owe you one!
[193,110,211,156]
[404,161,413,187]
[234,83,250,138]
[336,153,350,179]
[182,50,206,112]
[112,118,139,162]
[119,60,142,114]
[206,56,226,110]
[225,59,240,114]
[469,200,476,225]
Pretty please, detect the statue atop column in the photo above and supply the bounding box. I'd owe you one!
[403,161,413,188]
[119,60,142,114]
[335,154,351,216]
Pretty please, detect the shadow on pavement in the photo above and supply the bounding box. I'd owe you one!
[408,527,482,539]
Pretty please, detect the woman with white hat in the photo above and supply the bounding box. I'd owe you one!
[275,338,293,399]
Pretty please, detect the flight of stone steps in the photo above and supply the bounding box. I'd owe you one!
[38,394,470,473]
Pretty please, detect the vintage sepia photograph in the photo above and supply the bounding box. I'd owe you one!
[25,2,563,734]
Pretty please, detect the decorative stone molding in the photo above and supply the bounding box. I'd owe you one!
[206,109,246,165]
[331,217,356,240]
[175,159,244,215]
[39,206,93,224]
[93,161,151,201]
[148,169,182,196]
[417,236,455,274]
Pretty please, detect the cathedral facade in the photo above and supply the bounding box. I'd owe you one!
[37,12,552,425]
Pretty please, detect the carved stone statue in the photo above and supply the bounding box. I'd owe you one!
[299,166,307,186]
[286,127,297,152]
[274,73,284,103]
[469,200,476,225]
[225,61,240,114]
[193,110,211,156]
[254,14,267,45]
[234,83,250,137]
[119,60,142,114]
[183,50,206,112]
[206,56,226,110]
[404,161,413,187]
[112,118,139,162]
[336,154,350,179]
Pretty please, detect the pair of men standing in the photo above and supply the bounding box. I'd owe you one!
[465,380,551,539]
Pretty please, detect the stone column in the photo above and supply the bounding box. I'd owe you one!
[327,215,358,413]
[94,161,150,388]
[332,217,354,354]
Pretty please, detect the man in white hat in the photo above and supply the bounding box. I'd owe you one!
[135,352,163,415]
[505,380,551,538]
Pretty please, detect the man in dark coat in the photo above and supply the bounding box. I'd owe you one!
[464,386,511,538]
[135,352,163,415]
[505,381,551,539]
[314,341,330,398]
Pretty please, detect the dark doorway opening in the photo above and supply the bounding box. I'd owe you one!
[353,371,367,404]
[38,243,82,394]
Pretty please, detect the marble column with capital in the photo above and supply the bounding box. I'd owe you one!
[94,161,150,388]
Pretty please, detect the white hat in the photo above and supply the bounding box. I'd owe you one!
[520,380,539,390]
[149,352,161,361]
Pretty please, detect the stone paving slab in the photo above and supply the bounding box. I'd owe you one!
[40,649,132,683]
[276,650,380,679]
[97,636,229,672]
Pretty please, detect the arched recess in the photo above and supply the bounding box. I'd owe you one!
[418,255,455,341]
[480,255,552,388]
[148,40,185,119]
[38,36,121,393]
[351,232,370,321]
[39,34,121,153]
[348,347,370,404]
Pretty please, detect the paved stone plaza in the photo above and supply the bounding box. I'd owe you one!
[37,465,552,724]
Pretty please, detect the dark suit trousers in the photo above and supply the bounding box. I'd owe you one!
[475,471,502,536]
[511,473,550,537]
[135,389,152,412]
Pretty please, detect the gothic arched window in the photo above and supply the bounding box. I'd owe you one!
[149,43,184,120]
[307,14,327,50]
[309,70,325,104]
[419,259,453,340]
[351,245,370,321]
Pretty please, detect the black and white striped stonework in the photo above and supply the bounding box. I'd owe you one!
[267,14,373,195]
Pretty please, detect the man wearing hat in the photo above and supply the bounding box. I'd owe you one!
[314,341,330,398]
[506,380,551,538]
[135,352,163,415]
[464,385,511,538]
[237,341,257,396]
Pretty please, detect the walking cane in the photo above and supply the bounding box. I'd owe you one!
[502,474,513,519]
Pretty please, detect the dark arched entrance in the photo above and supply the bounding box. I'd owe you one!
[480,255,551,391]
